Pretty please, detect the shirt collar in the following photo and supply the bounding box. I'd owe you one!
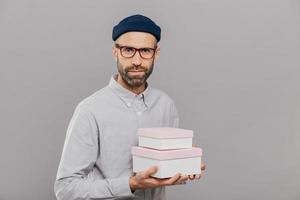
[108,74,151,107]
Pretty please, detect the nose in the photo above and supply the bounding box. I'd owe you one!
[131,51,142,66]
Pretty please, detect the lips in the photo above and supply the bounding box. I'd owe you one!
[128,71,145,74]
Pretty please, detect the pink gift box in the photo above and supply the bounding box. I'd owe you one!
[132,146,202,178]
[138,127,194,150]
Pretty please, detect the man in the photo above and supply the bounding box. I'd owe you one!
[55,14,206,200]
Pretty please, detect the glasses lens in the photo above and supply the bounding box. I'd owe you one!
[121,47,135,58]
[140,48,155,59]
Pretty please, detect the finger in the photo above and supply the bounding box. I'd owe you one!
[195,174,201,180]
[192,144,196,147]
[182,175,189,182]
[201,163,207,171]
[142,166,158,178]
[161,173,181,185]
[175,175,189,184]
[188,174,196,180]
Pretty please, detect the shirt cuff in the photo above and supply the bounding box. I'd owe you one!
[109,176,135,197]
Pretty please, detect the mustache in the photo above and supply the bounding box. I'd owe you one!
[125,66,147,72]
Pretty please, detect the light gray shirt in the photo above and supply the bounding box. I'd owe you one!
[55,74,179,200]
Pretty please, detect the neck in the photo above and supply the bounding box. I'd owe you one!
[116,74,146,95]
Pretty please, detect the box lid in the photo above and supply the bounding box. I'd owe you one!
[138,127,193,139]
[132,146,202,160]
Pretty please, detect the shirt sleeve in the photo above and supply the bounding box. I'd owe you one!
[54,104,134,200]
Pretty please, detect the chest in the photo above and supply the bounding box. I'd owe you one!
[93,101,172,176]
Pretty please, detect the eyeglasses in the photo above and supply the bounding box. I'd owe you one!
[115,43,157,59]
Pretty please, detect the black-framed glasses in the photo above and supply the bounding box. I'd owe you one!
[115,43,157,59]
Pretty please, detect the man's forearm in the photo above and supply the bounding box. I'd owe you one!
[54,175,134,200]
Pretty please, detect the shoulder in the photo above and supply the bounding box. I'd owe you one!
[74,86,111,113]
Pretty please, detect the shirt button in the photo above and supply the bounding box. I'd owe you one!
[127,103,131,107]
[137,111,142,116]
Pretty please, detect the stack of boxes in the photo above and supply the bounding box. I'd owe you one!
[131,127,202,178]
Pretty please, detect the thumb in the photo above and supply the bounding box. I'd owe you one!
[143,166,158,178]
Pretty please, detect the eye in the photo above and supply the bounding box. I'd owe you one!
[122,47,135,53]
[140,48,152,53]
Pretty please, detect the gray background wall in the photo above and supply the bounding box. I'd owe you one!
[0,0,299,199]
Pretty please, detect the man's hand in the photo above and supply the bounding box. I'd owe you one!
[188,163,207,180]
[129,166,189,192]
[188,144,207,180]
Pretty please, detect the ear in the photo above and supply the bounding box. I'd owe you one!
[154,46,160,59]
[112,44,118,62]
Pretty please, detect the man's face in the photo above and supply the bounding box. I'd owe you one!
[112,32,160,88]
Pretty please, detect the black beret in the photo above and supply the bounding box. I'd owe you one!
[112,14,161,42]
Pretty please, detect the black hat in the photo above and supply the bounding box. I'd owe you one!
[112,14,161,42]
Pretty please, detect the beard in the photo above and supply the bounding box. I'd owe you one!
[117,58,154,88]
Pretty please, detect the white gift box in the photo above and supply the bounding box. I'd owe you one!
[132,146,202,178]
[138,127,193,150]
